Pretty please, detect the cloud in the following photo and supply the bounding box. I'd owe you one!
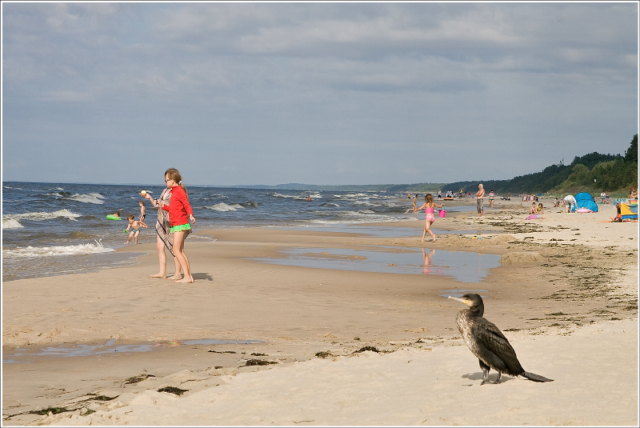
[2,2,637,185]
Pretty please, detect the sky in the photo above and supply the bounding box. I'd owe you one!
[2,1,638,187]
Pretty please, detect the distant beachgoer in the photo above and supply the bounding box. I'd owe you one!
[110,212,121,219]
[563,195,577,213]
[476,184,485,216]
[537,203,544,214]
[416,193,444,242]
[553,197,560,207]
[526,214,545,220]
[406,194,419,213]
[408,193,412,199]
[489,190,495,209]
[141,186,182,280]
[606,192,610,204]
[529,202,537,215]
[611,203,623,222]
[629,188,637,199]
[138,201,149,228]
[125,214,143,245]
[305,195,312,202]
[160,168,196,283]
[437,190,442,199]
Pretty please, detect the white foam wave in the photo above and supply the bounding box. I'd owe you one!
[67,193,105,204]
[3,186,22,190]
[3,209,82,222]
[206,203,245,212]
[271,192,298,199]
[2,219,23,229]
[3,240,114,258]
[321,203,340,207]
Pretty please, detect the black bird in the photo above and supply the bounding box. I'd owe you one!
[448,293,553,384]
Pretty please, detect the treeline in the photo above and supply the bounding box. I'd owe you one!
[445,134,638,195]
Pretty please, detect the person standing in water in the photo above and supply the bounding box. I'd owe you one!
[416,193,444,242]
[160,168,196,283]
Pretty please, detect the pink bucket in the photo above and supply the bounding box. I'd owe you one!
[438,209,446,218]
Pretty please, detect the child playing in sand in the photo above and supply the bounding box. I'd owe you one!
[537,203,544,214]
[125,214,143,244]
[416,193,444,242]
[159,168,196,283]
[529,202,537,215]
[138,200,149,228]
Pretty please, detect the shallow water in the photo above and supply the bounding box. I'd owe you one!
[252,247,501,283]
[3,338,264,362]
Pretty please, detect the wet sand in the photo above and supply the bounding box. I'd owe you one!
[2,198,638,425]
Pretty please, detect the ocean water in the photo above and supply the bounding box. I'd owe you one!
[3,181,437,281]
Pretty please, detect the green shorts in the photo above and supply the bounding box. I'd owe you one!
[170,223,192,233]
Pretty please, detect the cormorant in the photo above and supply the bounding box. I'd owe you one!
[448,293,553,384]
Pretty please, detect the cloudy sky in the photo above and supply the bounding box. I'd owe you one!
[2,1,638,186]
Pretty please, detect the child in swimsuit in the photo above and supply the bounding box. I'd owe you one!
[489,190,495,209]
[416,193,444,242]
[138,200,149,229]
[125,214,143,245]
[610,203,622,222]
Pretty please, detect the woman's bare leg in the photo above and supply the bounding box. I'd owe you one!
[150,236,167,278]
[168,255,183,280]
[173,232,194,283]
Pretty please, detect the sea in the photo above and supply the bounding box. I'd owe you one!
[3,181,472,282]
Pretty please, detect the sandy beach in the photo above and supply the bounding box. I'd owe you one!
[2,198,638,426]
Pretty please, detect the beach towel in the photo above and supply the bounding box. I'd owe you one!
[156,188,175,256]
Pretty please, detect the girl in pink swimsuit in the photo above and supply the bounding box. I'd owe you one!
[416,193,444,242]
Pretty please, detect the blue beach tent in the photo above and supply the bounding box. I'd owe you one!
[574,192,598,212]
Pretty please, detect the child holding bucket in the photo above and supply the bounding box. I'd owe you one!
[416,193,444,242]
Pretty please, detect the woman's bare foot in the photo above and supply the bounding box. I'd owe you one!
[150,273,166,279]
[175,277,194,283]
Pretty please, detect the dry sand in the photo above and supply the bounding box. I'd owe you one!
[2,198,638,426]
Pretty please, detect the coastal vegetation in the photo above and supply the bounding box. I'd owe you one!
[446,134,637,195]
[265,134,638,196]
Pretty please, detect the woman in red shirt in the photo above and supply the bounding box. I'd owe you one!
[160,168,196,283]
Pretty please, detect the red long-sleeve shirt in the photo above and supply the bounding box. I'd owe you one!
[162,185,193,227]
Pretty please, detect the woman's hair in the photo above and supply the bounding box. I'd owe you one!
[165,168,188,199]
[425,193,433,204]
[616,202,621,214]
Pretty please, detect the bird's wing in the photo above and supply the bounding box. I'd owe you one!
[471,319,524,375]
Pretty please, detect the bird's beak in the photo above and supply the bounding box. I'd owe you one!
[448,296,470,306]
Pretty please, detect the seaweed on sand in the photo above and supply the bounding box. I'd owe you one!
[158,386,188,396]
[125,374,155,384]
[245,359,277,366]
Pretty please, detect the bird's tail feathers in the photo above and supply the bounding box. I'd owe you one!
[522,371,553,382]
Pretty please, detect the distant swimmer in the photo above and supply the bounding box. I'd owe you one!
[448,293,553,385]
[306,195,312,202]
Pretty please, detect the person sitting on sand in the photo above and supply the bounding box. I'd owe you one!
[529,202,537,215]
[610,203,623,222]
[629,188,637,200]
[537,203,544,214]
[553,197,560,207]
[125,214,143,245]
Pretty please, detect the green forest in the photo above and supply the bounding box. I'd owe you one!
[444,134,638,196]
